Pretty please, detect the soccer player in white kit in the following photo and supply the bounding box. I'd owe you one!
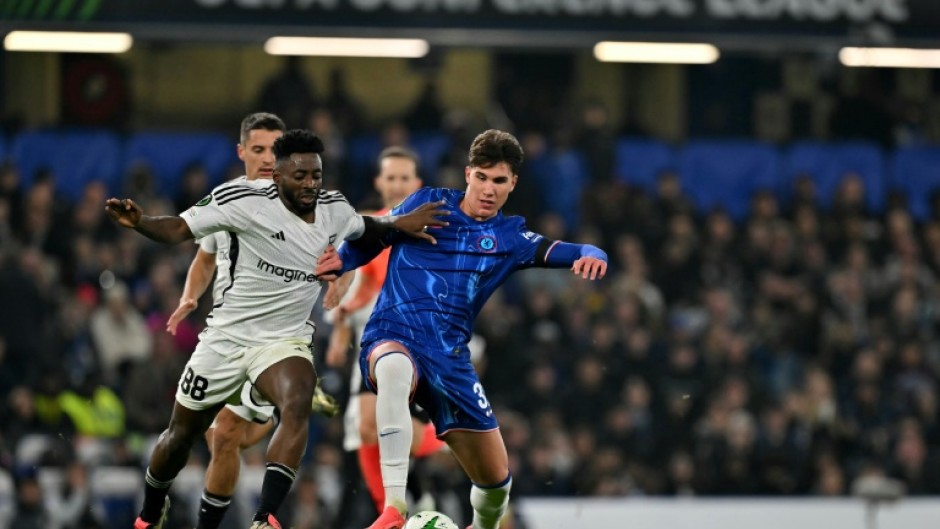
[106,129,450,529]
[164,112,335,529]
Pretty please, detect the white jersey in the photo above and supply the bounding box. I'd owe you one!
[181,180,365,346]
[196,176,265,304]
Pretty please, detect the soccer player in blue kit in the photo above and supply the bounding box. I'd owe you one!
[315,129,608,529]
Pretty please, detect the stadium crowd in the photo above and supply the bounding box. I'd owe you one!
[0,108,939,529]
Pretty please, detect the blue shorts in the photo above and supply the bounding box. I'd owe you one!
[360,337,498,437]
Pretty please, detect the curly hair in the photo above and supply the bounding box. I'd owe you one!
[273,129,325,161]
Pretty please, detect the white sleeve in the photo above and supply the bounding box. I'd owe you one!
[198,233,218,254]
[338,202,366,240]
[180,188,256,239]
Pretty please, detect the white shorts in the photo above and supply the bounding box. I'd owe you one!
[220,381,276,425]
[176,327,314,412]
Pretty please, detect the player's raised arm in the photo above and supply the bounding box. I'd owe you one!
[318,200,450,281]
[516,223,608,280]
[540,240,608,280]
[105,197,194,244]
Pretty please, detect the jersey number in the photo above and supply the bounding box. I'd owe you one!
[473,382,493,416]
[180,367,209,401]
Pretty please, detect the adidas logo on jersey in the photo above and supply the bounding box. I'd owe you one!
[271,231,286,241]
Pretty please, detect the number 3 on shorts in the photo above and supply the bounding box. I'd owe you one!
[473,382,492,416]
[180,367,210,401]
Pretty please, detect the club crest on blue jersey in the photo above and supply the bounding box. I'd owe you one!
[477,234,497,253]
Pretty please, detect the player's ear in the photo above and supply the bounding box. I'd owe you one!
[464,166,472,184]
[236,143,245,162]
[510,174,518,192]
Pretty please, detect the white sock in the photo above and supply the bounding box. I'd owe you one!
[470,476,512,529]
[374,352,415,514]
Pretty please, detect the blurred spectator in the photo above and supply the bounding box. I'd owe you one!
[58,373,125,439]
[16,169,72,264]
[9,473,47,529]
[173,163,211,215]
[122,332,183,435]
[405,80,444,132]
[309,108,347,186]
[324,68,364,137]
[575,99,615,184]
[256,56,316,129]
[45,461,106,529]
[89,282,152,387]
[0,161,23,237]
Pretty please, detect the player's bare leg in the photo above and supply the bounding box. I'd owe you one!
[205,410,249,497]
[250,357,317,527]
[443,429,512,529]
[242,419,276,448]
[197,408,273,529]
[135,402,221,529]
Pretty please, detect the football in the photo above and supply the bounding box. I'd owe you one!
[403,510,460,529]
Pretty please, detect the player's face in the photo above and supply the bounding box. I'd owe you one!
[375,156,421,209]
[238,129,283,181]
[274,153,323,217]
[462,162,517,221]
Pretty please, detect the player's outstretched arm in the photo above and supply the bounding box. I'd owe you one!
[318,200,451,281]
[385,200,451,244]
[541,241,608,280]
[167,248,217,335]
[351,199,450,251]
[105,198,194,244]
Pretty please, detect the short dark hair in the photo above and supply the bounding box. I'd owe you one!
[468,129,524,175]
[240,112,286,144]
[377,146,420,174]
[273,129,325,161]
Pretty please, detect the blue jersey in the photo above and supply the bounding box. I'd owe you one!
[360,187,554,354]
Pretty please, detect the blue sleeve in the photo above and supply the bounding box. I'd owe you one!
[512,218,607,269]
[542,241,608,267]
[337,239,383,275]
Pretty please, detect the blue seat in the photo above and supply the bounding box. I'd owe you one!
[613,138,675,192]
[410,132,451,185]
[346,134,383,176]
[678,140,781,220]
[890,147,940,221]
[12,129,122,201]
[783,141,886,212]
[90,466,141,529]
[527,148,590,231]
[124,132,237,198]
